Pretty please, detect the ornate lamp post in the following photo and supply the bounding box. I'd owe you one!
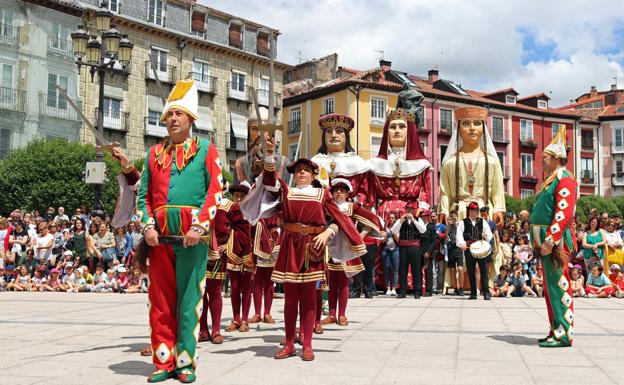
[71,4,134,219]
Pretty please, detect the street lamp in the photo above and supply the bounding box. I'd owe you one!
[71,3,134,218]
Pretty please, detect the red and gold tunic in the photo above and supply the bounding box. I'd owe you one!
[254,216,280,268]
[328,202,381,277]
[211,198,253,273]
[259,164,367,283]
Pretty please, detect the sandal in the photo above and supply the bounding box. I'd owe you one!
[225,321,240,332]
[263,314,276,324]
[248,314,262,323]
[337,315,349,326]
[239,321,250,332]
[211,333,224,344]
[140,346,153,356]
[320,315,336,325]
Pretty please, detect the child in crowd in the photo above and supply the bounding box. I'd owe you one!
[0,266,7,291]
[445,210,464,296]
[114,266,129,293]
[513,234,533,273]
[80,265,94,286]
[498,230,514,267]
[72,268,88,292]
[7,265,31,291]
[611,265,624,298]
[43,268,63,292]
[491,265,511,297]
[508,264,538,297]
[608,264,620,284]
[125,266,144,293]
[95,269,115,293]
[31,266,47,292]
[570,265,586,297]
[62,265,76,292]
[586,264,614,298]
[531,265,544,297]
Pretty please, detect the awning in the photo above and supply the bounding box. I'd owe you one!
[147,95,163,111]
[195,106,213,132]
[230,112,248,139]
[104,85,123,99]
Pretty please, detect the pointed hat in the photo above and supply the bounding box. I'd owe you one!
[160,79,198,122]
[544,124,567,159]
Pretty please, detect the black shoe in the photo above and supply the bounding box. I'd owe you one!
[484,293,491,300]
[424,292,432,297]
[458,289,465,296]
[414,294,421,299]
[349,292,360,299]
[364,293,372,299]
[454,289,460,296]
[396,294,406,299]
[468,295,477,300]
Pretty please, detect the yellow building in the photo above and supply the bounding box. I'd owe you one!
[282,62,403,161]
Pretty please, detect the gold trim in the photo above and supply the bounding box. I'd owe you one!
[154,205,200,212]
[271,270,326,283]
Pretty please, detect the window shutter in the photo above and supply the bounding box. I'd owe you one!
[191,11,205,32]
[257,31,269,56]
[229,22,242,48]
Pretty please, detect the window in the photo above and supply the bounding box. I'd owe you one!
[147,110,167,129]
[581,130,594,150]
[192,60,210,83]
[581,158,594,183]
[370,96,386,124]
[491,116,504,141]
[506,95,516,104]
[231,72,245,92]
[615,128,624,149]
[323,97,334,115]
[50,23,70,53]
[520,119,533,141]
[521,153,532,176]
[420,141,427,156]
[497,151,505,175]
[440,108,452,130]
[288,107,301,135]
[551,123,562,138]
[287,143,298,161]
[191,11,205,37]
[370,135,382,159]
[149,48,168,77]
[103,0,119,13]
[103,97,122,129]
[258,77,270,105]
[47,73,68,109]
[521,189,534,199]
[440,144,448,166]
[0,64,13,103]
[616,160,623,176]
[148,0,164,26]
[229,22,243,48]
[0,9,15,38]
[538,100,547,109]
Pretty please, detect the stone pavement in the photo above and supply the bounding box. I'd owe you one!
[1,292,624,385]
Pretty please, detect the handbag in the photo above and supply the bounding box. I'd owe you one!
[306,242,326,263]
[102,247,116,262]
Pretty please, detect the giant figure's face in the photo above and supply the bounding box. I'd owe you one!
[388,119,407,148]
[249,124,274,153]
[458,119,484,148]
[324,127,347,153]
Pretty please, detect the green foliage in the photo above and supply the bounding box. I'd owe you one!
[576,195,620,223]
[505,195,522,215]
[132,157,145,172]
[221,168,234,199]
[0,139,121,216]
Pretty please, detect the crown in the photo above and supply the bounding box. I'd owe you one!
[454,106,488,122]
[386,108,415,123]
[319,114,354,131]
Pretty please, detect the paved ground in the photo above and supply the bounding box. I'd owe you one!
[2,292,624,385]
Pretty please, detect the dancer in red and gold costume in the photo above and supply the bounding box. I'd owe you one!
[249,215,280,324]
[137,80,223,383]
[242,155,366,361]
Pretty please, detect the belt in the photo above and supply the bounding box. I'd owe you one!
[282,223,325,236]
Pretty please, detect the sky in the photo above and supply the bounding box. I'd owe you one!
[202,0,624,107]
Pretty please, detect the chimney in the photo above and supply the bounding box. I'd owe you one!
[590,85,597,98]
[428,69,439,82]
[611,84,617,91]
[379,59,391,71]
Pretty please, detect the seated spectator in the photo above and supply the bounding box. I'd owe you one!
[570,265,585,297]
[507,264,537,297]
[605,220,624,267]
[80,264,93,286]
[7,265,31,291]
[114,266,129,293]
[498,230,513,267]
[531,265,544,297]
[125,266,144,293]
[582,217,607,270]
[491,265,511,297]
[586,264,615,298]
[32,222,54,269]
[72,268,88,292]
[43,268,63,292]
[92,222,116,269]
[31,266,47,292]
[0,266,6,291]
[608,264,620,283]
[62,265,76,292]
[94,269,115,293]
[114,226,132,266]
[612,267,624,298]
[49,222,64,266]
[8,220,28,267]
[513,234,533,272]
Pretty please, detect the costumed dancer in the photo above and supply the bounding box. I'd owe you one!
[241,155,366,361]
[321,178,381,326]
[531,126,577,348]
[212,183,254,333]
[439,106,505,294]
[137,79,223,383]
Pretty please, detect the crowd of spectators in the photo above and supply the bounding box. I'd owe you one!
[0,207,146,293]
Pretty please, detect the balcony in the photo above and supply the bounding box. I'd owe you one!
[612,174,624,186]
[0,87,26,113]
[39,93,81,121]
[502,166,510,180]
[519,137,538,148]
[438,122,453,136]
[145,61,177,83]
[47,41,72,59]
[612,144,624,154]
[492,129,510,144]
[144,116,168,138]
[95,108,129,131]
[189,72,217,95]
[580,170,595,185]
[519,173,538,183]
[0,24,19,47]
[227,83,251,103]
[257,89,282,109]
[581,142,595,152]
[288,119,301,136]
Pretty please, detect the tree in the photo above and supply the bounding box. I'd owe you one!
[505,195,522,215]
[576,195,620,223]
[0,139,121,216]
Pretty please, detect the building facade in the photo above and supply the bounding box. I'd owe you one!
[7,0,289,175]
[282,59,580,203]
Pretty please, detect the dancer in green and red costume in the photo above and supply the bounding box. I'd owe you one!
[138,79,224,383]
[531,125,577,348]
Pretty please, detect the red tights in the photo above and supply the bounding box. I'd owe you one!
[229,270,252,323]
[283,281,316,351]
[328,270,349,319]
[253,266,274,316]
[200,279,223,335]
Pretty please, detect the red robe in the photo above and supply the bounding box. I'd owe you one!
[211,198,253,273]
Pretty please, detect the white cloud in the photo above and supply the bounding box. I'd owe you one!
[201,0,624,106]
